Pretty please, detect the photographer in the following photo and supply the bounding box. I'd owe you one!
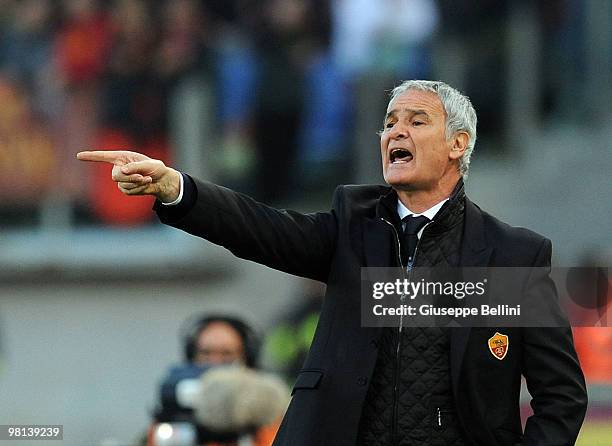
[148,314,288,446]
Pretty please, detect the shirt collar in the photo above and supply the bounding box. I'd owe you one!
[397,197,448,221]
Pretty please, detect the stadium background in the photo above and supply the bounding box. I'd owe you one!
[0,0,610,445]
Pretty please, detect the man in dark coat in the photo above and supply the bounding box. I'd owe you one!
[78,80,587,446]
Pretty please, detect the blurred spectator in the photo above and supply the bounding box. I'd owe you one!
[332,0,438,79]
[209,0,259,188]
[55,0,111,86]
[0,1,58,224]
[263,282,324,381]
[436,0,508,138]
[156,0,206,82]
[0,0,17,28]
[330,0,439,184]
[249,0,333,203]
[102,0,159,137]
[0,79,56,219]
[536,0,586,120]
[0,0,56,103]
[80,0,215,225]
[53,0,112,200]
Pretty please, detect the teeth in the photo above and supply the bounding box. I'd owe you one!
[390,148,412,163]
[391,148,411,155]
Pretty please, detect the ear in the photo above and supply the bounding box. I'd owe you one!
[449,131,469,161]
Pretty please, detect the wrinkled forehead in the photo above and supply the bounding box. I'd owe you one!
[386,88,445,116]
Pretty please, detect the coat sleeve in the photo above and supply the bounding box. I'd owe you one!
[154,176,339,283]
[520,238,588,446]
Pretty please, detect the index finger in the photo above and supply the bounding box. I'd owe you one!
[76,150,128,165]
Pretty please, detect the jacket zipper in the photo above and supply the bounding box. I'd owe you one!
[380,218,403,445]
[435,407,454,430]
[381,217,433,445]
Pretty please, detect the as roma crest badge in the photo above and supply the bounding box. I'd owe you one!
[488,332,509,360]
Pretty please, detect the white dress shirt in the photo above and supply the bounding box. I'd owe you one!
[397,198,448,238]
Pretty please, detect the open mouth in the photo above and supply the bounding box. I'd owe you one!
[390,148,413,164]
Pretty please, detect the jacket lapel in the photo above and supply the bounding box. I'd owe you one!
[362,187,401,268]
[362,217,396,267]
[451,198,494,395]
[460,198,493,267]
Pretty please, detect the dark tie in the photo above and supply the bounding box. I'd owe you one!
[401,215,430,266]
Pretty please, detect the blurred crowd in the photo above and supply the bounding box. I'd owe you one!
[0,0,591,227]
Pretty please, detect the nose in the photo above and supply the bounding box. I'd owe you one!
[389,121,409,140]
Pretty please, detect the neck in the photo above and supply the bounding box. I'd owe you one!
[396,176,461,213]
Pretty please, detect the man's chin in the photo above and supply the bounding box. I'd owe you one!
[383,174,418,191]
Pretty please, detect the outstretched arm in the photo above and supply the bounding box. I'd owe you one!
[77,150,338,282]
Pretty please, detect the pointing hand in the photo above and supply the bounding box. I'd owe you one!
[76,150,181,203]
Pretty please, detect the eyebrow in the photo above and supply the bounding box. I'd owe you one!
[384,108,430,121]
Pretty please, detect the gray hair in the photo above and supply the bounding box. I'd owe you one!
[389,80,477,177]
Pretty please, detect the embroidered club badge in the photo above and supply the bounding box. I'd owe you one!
[488,332,509,360]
